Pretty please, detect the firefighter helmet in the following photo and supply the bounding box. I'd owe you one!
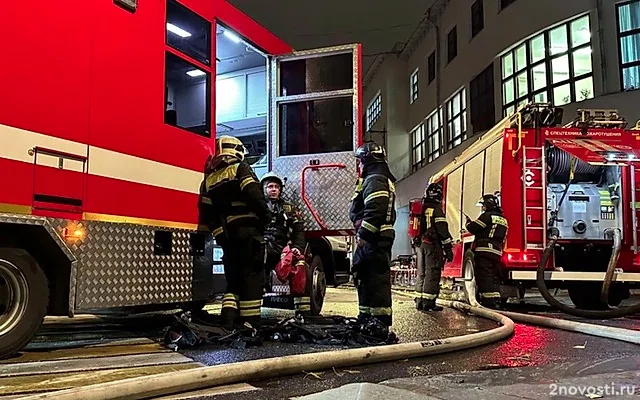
[476,194,500,210]
[215,135,246,161]
[355,141,386,165]
[424,182,443,202]
[260,171,284,188]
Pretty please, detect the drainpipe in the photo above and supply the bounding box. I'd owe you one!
[427,10,442,147]
[595,0,608,93]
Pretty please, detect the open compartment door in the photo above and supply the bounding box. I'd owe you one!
[267,44,362,235]
[543,127,640,165]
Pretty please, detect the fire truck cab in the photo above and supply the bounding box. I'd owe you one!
[0,0,360,359]
[427,103,640,309]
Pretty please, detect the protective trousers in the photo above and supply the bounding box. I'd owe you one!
[473,252,501,304]
[218,228,266,328]
[415,243,444,304]
[293,259,312,316]
[352,243,393,327]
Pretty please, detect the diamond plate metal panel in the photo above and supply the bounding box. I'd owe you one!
[48,219,194,309]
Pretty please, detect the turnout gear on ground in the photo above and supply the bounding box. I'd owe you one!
[465,195,508,307]
[349,150,397,327]
[199,149,271,328]
[414,192,454,311]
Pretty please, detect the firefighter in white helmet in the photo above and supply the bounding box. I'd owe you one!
[260,172,310,315]
[198,135,271,329]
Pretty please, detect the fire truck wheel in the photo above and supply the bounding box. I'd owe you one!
[0,248,48,360]
[461,250,479,306]
[309,255,326,316]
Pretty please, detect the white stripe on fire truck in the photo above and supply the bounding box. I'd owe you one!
[0,123,202,195]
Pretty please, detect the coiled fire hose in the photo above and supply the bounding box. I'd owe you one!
[535,227,640,319]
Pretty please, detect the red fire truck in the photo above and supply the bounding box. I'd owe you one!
[418,103,640,309]
[0,0,361,358]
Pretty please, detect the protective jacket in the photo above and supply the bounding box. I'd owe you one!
[466,209,508,258]
[421,200,453,250]
[349,163,396,245]
[199,157,270,238]
[265,199,305,252]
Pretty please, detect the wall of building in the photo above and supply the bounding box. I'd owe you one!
[363,0,640,257]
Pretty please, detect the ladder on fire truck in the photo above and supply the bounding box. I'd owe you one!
[522,146,547,250]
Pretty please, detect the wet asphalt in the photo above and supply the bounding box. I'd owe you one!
[178,288,640,400]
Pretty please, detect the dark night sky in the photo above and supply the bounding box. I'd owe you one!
[227,0,433,74]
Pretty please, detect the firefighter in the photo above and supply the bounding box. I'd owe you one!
[198,135,271,329]
[260,172,310,315]
[414,182,454,311]
[464,193,508,308]
[349,141,396,328]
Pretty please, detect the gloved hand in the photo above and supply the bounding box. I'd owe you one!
[444,247,454,263]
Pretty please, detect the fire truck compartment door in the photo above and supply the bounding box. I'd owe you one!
[268,44,362,234]
[32,147,87,214]
[543,127,640,165]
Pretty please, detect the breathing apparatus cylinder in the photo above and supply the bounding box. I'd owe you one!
[408,199,423,239]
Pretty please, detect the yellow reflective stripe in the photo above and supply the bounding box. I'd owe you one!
[361,221,379,233]
[211,227,224,236]
[294,297,311,304]
[240,176,257,190]
[295,305,311,311]
[414,292,436,300]
[221,302,238,309]
[227,213,257,223]
[476,247,502,256]
[201,197,212,205]
[238,300,263,308]
[205,163,239,191]
[472,219,487,228]
[479,292,501,299]
[380,224,394,231]
[441,238,452,244]
[358,306,370,314]
[424,209,433,230]
[388,180,395,193]
[223,293,239,301]
[239,309,261,317]
[386,181,394,222]
[370,306,392,316]
[364,190,389,203]
[434,217,447,223]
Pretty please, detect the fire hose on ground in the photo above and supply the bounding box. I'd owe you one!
[17,301,514,400]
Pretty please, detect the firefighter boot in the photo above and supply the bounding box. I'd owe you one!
[421,299,443,312]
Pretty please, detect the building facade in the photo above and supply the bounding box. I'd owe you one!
[363,0,640,257]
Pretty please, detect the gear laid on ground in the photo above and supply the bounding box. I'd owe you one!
[163,311,399,351]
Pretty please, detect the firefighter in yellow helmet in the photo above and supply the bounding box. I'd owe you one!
[198,135,271,329]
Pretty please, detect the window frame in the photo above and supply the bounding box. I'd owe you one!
[366,92,382,131]
[500,14,594,117]
[499,0,517,12]
[411,122,426,172]
[410,68,419,103]
[445,88,467,150]
[426,107,444,162]
[615,0,640,91]
[471,0,485,38]
[447,26,458,63]
[164,0,214,137]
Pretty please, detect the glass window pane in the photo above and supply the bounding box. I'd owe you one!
[620,34,640,64]
[278,97,354,156]
[517,98,528,108]
[574,76,594,101]
[515,44,527,71]
[502,53,514,78]
[573,47,593,76]
[553,83,571,106]
[166,0,212,65]
[453,118,461,138]
[516,71,528,98]
[570,16,591,47]
[462,110,467,132]
[503,79,514,104]
[505,105,515,117]
[279,53,353,96]
[622,65,640,91]
[550,25,568,55]
[447,101,453,119]
[461,89,466,109]
[618,1,640,33]
[551,55,570,83]
[452,95,461,115]
[530,34,545,63]
[532,63,547,91]
[533,91,548,102]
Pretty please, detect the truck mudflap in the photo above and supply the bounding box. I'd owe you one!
[0,213,78,317]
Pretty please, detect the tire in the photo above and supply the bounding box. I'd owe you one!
[0,248,48,360]
[309,255,326,316]
[462,250,480,306]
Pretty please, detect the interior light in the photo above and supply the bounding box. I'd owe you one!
[186,69,206,77]
[167,23,192,38]
[628,154,636,161]
[223,30,241,43]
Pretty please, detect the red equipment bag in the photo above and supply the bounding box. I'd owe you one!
[408,198,423,239]
[274,245,307,296]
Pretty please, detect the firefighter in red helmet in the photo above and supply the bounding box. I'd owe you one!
[414,182,454,311]
[198,136,271,329]
[465,193,508,309]
[349,141,396,330]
